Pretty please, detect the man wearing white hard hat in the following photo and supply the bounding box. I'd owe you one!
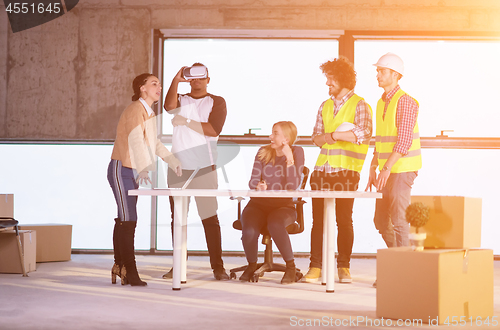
[365,53,422,250]
[304,57,373,284]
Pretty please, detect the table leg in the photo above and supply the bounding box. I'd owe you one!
[325,198,336,293]
[173,196,187,290]
[181,198,188,284]
[322,202,328,286]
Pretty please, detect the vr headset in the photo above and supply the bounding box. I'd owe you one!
[183,66,208,80]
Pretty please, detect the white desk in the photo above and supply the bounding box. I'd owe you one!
[129,188,381,292]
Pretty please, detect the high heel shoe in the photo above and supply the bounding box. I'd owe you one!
[111,263,121,284]
[121,265,128,285]
[121,265,147,286]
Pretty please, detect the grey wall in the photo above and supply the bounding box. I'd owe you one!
[1,0,499,140]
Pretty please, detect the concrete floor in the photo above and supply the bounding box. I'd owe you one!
[1,254,499,330]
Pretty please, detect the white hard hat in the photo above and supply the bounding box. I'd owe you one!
[335,122,356,132]
[373,52,404,76]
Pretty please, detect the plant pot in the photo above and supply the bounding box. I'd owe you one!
[409,233,427,251]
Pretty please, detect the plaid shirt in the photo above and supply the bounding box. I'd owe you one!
[380,85,419,156]
[312,90,373,173]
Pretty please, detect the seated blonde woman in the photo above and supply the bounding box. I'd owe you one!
[239,121,304,284]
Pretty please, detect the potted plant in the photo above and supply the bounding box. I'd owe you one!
[405,202,430,251]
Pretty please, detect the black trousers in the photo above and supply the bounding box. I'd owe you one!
[309,170,360,269]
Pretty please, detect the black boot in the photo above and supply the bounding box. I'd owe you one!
[120,221,147,286]
[202,216,229,280]
[281,259,299,284]
[111,218,122,284]
[239,262,258,282]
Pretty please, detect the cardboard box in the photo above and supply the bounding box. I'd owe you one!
[0,230,36,273]
[411,196,482,248]
[18,224,72,262]
[0,194,14,217]
[377,247,493,325]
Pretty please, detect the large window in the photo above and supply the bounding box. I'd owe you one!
[162,36,339,137]
[354,39,500,138]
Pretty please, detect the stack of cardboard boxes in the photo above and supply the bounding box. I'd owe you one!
[0,194,72,274]
[18,223,72,262]
[0,194,36,273]
[376,196,494,325]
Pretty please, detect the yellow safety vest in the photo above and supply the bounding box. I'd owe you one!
[315,94,371,173]
[375,89,422,173]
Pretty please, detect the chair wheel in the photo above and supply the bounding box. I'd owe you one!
[252,274,259,282]
[229,272,236,280]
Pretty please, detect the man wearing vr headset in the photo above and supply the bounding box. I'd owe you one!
[163,63,229,280]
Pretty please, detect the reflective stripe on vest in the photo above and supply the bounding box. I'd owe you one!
[315,94,371,173]
[375,89,422,173]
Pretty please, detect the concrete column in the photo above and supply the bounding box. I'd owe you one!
[0,6,8,138]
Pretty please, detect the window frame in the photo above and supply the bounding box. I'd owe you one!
[154,29,500,149]
[349,29,500,149]
[155,28,343,145]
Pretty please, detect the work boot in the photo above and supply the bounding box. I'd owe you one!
[302,267,321,283]
[338,267,352,283]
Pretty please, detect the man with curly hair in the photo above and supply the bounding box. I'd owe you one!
[303,57,373,284]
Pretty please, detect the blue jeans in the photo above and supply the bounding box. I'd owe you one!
[373,171,417,247]
[107,160,139,222]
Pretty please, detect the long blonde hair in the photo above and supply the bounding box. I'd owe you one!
[258,121,298,165]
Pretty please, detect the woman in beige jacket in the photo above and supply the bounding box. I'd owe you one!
[107,73,181,286]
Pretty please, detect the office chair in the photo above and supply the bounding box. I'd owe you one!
[229,166,309,282]
[0,217,28,277]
